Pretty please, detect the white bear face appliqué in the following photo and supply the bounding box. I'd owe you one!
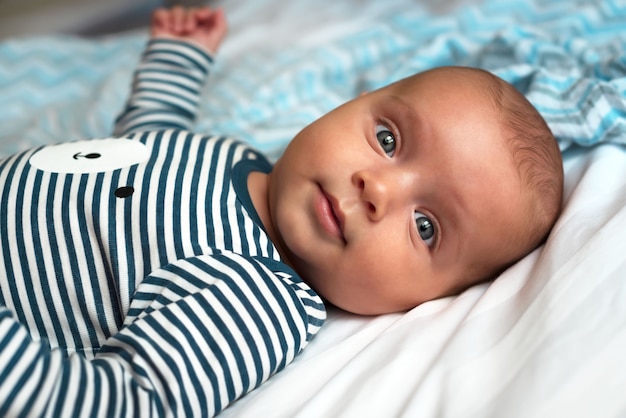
[29,138,150,174]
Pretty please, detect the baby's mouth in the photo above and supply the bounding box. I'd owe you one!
[316,184,346,244]
[328,194,345,241]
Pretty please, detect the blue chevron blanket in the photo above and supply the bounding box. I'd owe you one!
[1,0,625,159]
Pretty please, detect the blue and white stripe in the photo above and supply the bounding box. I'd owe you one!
[114,39,213,135]
[0,39,325,417]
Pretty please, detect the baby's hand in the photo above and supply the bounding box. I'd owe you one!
[150,6,227,54]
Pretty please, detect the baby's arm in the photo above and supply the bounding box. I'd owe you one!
[113,7,227,136]
[0,253,324,417]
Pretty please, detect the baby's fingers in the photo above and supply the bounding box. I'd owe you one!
[206,8,227,32]
[149,6,228,54]
[198,8,228,53]
[150,8,170,34]
[170,6,188,32]
[151,6,199,36]
[195,7,214,23]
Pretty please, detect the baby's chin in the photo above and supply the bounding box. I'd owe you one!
[321,289,419,316]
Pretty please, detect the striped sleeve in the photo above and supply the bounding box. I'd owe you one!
[114,39,214,136]
[0,252,325,418]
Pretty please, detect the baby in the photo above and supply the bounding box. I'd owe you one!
[0,6,563,418]
[262,64,564,315]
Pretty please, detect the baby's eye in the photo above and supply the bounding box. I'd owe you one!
[376,124,396,157]
[414,211,436,247]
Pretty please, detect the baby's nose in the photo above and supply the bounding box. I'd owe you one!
[352,169,397,221]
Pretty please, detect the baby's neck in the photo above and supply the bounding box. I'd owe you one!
[247,171,270,223]
[248,171,295,269]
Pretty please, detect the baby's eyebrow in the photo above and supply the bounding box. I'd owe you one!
[385,94,427,143]
[387,95,419,122]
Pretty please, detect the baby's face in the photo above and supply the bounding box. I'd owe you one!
[267,69,526,315]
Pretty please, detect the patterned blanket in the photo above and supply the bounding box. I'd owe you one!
[1,0,625,160]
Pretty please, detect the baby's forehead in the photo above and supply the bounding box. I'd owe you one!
[396,67,508,108]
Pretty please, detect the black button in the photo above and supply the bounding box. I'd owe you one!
[115,186,134,198]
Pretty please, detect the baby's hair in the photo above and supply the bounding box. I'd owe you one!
[464,67,564,266]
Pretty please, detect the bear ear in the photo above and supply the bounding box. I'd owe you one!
[29,138,149,174]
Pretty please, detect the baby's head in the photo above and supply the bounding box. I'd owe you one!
[265,66,563,315]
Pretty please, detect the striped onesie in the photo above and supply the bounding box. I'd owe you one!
[0,39,325,417]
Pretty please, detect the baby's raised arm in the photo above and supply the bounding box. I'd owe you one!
[114,6,227,136]
[151,6,227,54]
